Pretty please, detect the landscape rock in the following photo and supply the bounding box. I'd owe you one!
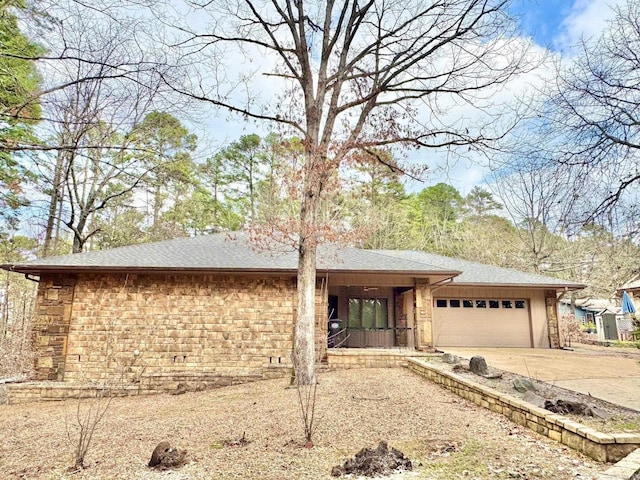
[522,391,547,408]
[630,467,640,480]
[148,441,187,469]
[331,441,412,477]
[442,353,460,364]
[590,406,611,420]
[469,356,489,376]
[513,378,536,393]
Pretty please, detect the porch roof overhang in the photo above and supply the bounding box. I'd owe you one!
[438,281,586,291]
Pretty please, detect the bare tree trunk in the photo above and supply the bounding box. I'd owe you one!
[153,184,162,228]
[1,270,9,338]
[294,235,317,385]
[43,151,65,257]
[294,161,321,385]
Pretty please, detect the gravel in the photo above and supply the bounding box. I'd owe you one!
[0,368,608,479]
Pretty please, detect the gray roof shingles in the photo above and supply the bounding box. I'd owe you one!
[372,250,585,288]
[2,233,584,289]
[2,233,456,276]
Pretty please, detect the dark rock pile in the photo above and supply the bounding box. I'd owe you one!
[148,441,187,470]
[331,441,412,477]
[543,399,608,418]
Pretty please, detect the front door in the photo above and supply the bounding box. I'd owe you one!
[602,314,618,341]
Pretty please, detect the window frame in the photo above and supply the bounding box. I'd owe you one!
[348,297,389,329]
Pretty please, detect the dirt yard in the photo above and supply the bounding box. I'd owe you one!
[1,368,608,479]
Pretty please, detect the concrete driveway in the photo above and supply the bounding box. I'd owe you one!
[441,344,640,411]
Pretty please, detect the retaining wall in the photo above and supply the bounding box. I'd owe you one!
[407,358,640,463]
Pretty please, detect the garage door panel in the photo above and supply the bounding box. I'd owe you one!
[433,299,531,347]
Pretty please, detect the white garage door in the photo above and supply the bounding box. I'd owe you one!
[432,298,532,347]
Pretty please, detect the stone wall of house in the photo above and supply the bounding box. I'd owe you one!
[545,290,561,348]
[415,280,433,349]
[39,272,299,390]
[32,275,76,380]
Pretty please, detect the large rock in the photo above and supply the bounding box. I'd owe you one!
[513,378,536,393]
[469,356,489,376]
[590,406,610,420]
[442,353,460,364]
[522,391,546,408]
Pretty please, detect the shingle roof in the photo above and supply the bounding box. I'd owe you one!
[371,250,585,289]
[618,277,640,292]
[1,233,457,276]
[2,233,584,289]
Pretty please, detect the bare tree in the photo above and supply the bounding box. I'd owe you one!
[149,0,532,384]
[540,0,640,226]
[490,160,577,274]
[34,8,175,253]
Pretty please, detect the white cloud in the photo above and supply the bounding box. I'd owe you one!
[554,0,626,52]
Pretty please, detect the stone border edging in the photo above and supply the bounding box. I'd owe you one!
[598,448,640,479]
[407,358,640,463]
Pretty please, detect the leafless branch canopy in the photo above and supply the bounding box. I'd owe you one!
[163,0,532,162]
[542,0,640,222]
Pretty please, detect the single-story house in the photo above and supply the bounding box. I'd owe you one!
[2,233,584,391]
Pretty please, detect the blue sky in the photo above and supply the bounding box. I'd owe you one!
[509,0,623,52]
[510,0,573,48]
[417,0,627,194]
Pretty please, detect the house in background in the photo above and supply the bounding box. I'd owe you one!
[2,233,584,394]
[618,277,640,299]
[616,278,639,341]
[559,297,634,342]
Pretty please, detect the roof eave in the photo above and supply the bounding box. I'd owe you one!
[448,282,586,290]
[1,264,461,278]
[2,265,299,276]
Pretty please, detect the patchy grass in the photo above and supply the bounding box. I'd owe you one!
[609,418,640,432]
[0,369,605,479]
[609,340,640,349]
[420,439,491,479]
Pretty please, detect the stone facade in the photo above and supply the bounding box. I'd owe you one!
[546,290,561,348]
[415,280,433,349]
[32,275,76,380]
[33,273,299,390]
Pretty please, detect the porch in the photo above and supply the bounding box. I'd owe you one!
[326,278,434,350]
[326,347,439,369]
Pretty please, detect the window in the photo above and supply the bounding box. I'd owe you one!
[463,300,473,308]
[489,300,499,309]
[348,298,388,329]
[476,300,486,308]
[502,300,513,309]
[436,299,447,308]
[515,300,526,309]
[450,299,460,308]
